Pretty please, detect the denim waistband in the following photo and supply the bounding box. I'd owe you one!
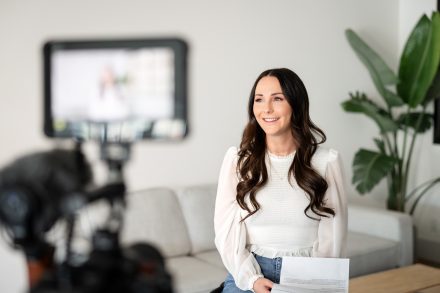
[252,253,282,283]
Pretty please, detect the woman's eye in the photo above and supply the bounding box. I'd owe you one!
[254,98,262,103]
[274,96,283,101]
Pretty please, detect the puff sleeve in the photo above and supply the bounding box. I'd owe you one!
[214,147,263,291]
[312,149,348,258]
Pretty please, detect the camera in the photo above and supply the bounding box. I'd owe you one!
[0,37,188,292]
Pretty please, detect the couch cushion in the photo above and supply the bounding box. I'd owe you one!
[166,256,227,293]
[194,250,224,269]
[347,231,399,277]
[121,188,191,258]
[176,184,217,254]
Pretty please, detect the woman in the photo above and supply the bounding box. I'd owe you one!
[214,68,347,293]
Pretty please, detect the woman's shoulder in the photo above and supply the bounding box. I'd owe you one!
[223,146,239,160]
[313,146,340,160]
[221,146,239,165]
[312,146,340,174]
[225,146,238,155]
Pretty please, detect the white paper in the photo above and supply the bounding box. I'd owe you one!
[271,257,349,293]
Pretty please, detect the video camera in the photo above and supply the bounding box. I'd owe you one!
[0,37,188,292]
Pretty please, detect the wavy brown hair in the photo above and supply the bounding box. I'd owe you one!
[236,68,335,221]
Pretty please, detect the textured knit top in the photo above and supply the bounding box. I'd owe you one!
[214,146,347,291]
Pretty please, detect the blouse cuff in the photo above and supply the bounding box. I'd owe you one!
[248,274,264,292]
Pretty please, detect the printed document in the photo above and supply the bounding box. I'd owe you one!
[271,257,349,293]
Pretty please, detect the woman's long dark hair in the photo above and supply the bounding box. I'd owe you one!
[236,68,334,221]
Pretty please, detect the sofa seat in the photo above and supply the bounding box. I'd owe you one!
[347,231,399,277]
[166,256,227,293]
[194,251,226,269]
[121,184,413,292]
[0,183,414,293]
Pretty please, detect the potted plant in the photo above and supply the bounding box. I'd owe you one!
[342,12,440,213]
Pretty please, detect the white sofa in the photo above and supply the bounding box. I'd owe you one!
[0,183,414,293]
[119,184,414,293]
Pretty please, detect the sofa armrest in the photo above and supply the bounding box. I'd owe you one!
[348,204,413,266]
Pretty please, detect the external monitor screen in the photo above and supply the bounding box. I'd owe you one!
[44,38,188,142]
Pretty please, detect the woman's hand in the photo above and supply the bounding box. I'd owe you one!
[253,277,273,293]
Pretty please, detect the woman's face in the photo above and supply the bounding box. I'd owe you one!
[253,76,293,139]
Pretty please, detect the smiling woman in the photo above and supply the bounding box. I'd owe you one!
[214,68,348,293]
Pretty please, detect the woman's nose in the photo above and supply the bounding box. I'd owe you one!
[264,102,274,113]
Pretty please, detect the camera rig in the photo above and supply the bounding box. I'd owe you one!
[0,141,173,293]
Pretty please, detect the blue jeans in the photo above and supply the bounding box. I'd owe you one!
[222,254,282,293]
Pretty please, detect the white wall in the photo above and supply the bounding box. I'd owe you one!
[399,0,437,51]
[0,0,399,196]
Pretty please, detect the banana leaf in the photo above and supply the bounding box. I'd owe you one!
[397,112,433,133]
[341,95,398,133]
[423,67,440,106]
[345,29,403,107]
[398,12,440,107]
[352,149,399,194]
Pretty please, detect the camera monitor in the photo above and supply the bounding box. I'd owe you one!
[44,38,188,142]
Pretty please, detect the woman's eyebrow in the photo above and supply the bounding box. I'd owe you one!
[254,92,284,96]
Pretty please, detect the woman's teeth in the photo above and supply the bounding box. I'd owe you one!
[263,118,278,122]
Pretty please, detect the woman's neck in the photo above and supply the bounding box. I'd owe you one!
[266,135,297,156]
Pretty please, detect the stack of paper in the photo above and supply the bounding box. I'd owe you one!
[271,257,349,293]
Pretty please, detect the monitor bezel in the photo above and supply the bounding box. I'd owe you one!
[43,37,188,141]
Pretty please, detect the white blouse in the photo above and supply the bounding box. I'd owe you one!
[214,146,347,291]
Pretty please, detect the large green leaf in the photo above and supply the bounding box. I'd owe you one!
[345,29,403,107]
[398,12,440,107]
[423,67,440,106]
[341,93,398,133]
[352,149,399,194]
[397,112,433,133]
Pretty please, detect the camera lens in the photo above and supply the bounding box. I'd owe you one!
[0,188,30,224]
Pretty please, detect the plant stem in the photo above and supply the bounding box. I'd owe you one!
[383,105,402,211]
[382,133,394,157]
[409,177,440,215]
[399,107,411,211]
[382,129,401,210]
[389,106,402,211]
[402,107,426,211]
[406,177,440,201]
